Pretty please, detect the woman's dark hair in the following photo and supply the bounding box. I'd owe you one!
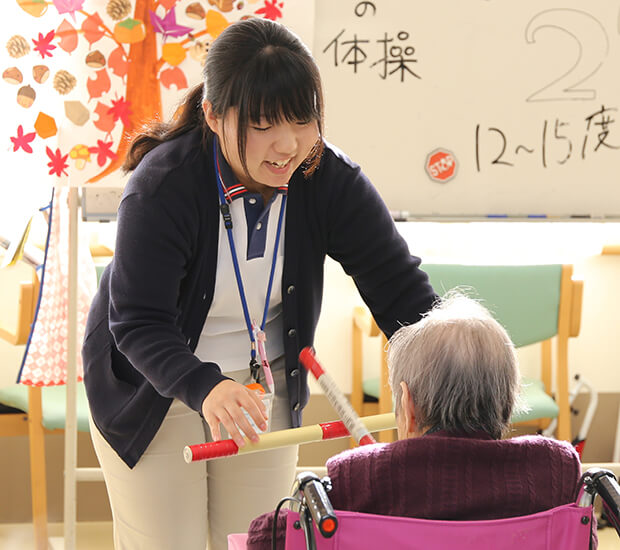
[123,18,325,176]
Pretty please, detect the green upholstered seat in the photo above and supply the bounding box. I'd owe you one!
[0,382,90,432]
[512,377,560,423]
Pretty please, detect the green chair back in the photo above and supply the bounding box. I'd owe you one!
[423,264,563,348]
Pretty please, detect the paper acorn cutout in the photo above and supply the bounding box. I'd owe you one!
[17,84,36,108]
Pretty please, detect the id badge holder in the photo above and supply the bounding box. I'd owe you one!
[243,383,274,435]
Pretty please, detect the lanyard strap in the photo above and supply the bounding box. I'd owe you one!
[213,138,286,382]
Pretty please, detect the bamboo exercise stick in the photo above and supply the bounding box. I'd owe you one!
[183,413,395,463]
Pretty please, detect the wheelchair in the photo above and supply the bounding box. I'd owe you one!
[229,467,620,550]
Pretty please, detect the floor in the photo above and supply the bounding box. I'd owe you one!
[0,521,619,549]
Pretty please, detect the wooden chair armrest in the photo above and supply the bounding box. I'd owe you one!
[570,279,583,338]
[0,279,36,346]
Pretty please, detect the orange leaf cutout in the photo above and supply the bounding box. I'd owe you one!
[159,66,188,91]
[159,0,178,9]
[108,46,128,78]
[162,43,186,66]
[82,13,106,46]
[93,101,116,134]
[87,69,111,100]
[206,10,229,39]
[56,19,78,53]
[34,112,57,138]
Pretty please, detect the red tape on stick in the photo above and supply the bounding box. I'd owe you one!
[183,439,239,463]
[299,347,377,446]
[320,421,350,440]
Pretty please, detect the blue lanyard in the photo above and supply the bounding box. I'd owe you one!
[213,138,287,382]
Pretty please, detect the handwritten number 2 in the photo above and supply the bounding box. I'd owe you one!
[525,9,608,102]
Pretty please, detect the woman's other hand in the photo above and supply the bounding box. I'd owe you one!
[201,380,268,447]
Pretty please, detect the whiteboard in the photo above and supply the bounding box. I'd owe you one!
[313,0,620,218]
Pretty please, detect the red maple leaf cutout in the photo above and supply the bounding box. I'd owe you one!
[10,125,37,153]
[46,146,69,177]
[33,30,57,59]
[255,0,284,21]
[88,140,117,167]
[108,97,132,127]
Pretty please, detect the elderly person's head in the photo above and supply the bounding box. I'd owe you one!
[388,293,521,440]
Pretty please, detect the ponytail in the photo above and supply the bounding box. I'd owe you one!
[122,84,209,172]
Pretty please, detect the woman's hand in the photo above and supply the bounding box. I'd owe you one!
[201,380,268,447]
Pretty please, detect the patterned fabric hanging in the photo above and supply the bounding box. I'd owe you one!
[18,187,98,386]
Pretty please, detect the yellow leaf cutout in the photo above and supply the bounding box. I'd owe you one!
[206,10,229,39]
[162,43,186,67]
[34,112,57,139]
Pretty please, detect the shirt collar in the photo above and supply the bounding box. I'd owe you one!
[216,142,288,203]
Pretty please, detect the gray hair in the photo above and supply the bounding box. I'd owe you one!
[388,293,522,439]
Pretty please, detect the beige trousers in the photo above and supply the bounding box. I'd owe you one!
[89,362,298,550]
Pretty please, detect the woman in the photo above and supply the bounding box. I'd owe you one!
[82,18,436,550]
[248,294,583,549]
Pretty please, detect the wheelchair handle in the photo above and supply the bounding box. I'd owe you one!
[295,471,338,539]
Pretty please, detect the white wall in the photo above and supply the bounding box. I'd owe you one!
[3,221,619,398]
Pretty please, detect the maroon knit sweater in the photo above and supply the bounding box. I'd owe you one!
[247,432,582,550]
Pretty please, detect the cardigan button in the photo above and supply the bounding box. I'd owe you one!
[287,328,297,338]
[287,285,295,295]
[290,369,299,377]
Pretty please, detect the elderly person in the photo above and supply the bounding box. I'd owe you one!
[247,294,582,549]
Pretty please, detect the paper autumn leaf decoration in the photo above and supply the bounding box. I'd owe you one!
[108,46,128,78]
[52,0,85,19]
[150,9,193,40]
[88,139,117,166]
[56,19,78,52]
[81,12,106,46]
[108,96,132,126]
[10,125,37,153]
[255,0,284,21]
[162,42,186,66]
[93,101,116,134]
[34,112,58,138]
[206,10,229,38]
[160,66,188,90]
[32,30,57,59]
[87,68,111,99]
[158,0,178,10]
[46,146,69,176]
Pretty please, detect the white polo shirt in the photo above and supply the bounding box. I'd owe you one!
[194,159,286,374]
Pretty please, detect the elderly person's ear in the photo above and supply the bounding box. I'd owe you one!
[397,381,419,439]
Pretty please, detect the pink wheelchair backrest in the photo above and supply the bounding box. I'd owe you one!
[282,504,593,550]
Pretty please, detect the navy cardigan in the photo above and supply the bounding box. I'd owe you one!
[82,128,437,468]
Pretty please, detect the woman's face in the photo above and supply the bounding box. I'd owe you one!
[205,103,319,192]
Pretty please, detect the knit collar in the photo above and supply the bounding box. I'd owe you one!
[216,141,288,202]
[423,428,496,441]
